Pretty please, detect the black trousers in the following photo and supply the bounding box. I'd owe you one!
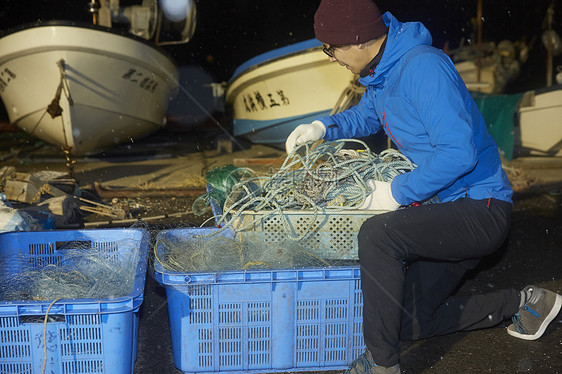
[357,198,519,367]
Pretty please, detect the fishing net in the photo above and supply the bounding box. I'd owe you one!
[0,223,147,302]
[0,249,136,301]
[191,164,254,216]
[150,139,429,273]
[196,139,428,233]
[154,230,356,273]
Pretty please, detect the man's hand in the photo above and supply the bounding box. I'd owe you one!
[285,120,326,154]
[359,180,401,211]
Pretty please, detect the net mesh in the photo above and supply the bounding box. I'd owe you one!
[154,231,355,273]
[0,222,147,302]
[0,248,138,301]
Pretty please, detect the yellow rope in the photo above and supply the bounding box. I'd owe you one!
[241,261,272,270]
[42,297,62,374]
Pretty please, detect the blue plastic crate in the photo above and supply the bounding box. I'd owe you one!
[0,228,149,374]
[154,227,365,374]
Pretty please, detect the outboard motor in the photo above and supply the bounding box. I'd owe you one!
[87,0,196,44]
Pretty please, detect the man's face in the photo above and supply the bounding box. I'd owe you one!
[323,44,370,74]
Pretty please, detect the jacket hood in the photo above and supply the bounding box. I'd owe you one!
[359,12,433,86]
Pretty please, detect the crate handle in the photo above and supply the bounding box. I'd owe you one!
[56,240,92,250]
[20,314,65,324]
[184,275,218,284]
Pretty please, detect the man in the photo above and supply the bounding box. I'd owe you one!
[285,1,562,373]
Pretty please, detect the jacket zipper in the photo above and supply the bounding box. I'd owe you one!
[383,110,402,148]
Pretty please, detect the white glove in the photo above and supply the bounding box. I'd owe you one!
[285,120,326,154]
[359,180,401,211]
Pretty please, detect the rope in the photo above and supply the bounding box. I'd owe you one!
[192,139,428,242]
[42,297,62,374]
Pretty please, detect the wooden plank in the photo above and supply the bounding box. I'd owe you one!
[233,157,286,167]
[93,182,206,199]
[3,179,42,203]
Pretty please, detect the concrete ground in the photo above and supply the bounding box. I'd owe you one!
[5,127,562,374]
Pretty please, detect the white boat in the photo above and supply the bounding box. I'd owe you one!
[451,39,523,94]
[225,39,361,149]
[471,84,562,159]
[454,60,496,93]
[0,0,196,156]
[516,85,562,157]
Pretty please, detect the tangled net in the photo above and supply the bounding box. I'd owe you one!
[153,231,356,273]
[201,139,419,229]
[0,243,141,301]
[155,140,425,273]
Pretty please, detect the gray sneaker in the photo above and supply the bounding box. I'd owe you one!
[345,349,401,374]
[507,285,562,340]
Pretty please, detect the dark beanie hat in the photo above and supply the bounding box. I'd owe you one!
[314,0,388,45]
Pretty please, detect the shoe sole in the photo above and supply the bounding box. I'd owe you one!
[507,293,562,340]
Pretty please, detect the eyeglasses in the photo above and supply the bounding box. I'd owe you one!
[323,44,340,58]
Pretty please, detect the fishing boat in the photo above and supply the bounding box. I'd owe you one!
[454,60,496,93]
[225,39,362,150]
[450,39,525,94]
[471,84,562,160]
[0,0,196,156]
[516,84,562,157]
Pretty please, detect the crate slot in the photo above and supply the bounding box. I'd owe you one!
[0,363,32,373]
[20,315,66,324]
[56,240,92,251]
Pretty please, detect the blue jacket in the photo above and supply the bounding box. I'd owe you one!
[318,12,513,205]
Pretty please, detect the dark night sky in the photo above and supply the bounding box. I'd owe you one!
[0,0,561,124]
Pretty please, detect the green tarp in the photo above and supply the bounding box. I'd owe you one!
[471,91,523,161]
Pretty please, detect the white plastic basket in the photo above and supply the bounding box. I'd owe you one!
[228,210,383,260]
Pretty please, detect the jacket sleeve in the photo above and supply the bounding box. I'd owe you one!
[316,92,384,140]
[391,52,478,205]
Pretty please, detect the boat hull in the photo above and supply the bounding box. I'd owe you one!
[225,39,357,149]
[455,60,496,93]
[517,86,562,156]
[0,23,178,155]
